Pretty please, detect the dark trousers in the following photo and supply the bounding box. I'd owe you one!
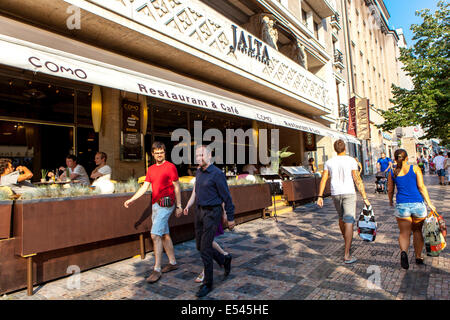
[195,206,225,287]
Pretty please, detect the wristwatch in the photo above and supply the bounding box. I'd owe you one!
[176,205,182,209]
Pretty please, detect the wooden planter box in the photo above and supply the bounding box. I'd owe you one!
[0,200,13,239]
[283,177,331,206]
[13,193,152,257]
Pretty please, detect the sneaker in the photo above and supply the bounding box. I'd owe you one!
[415,257,425,265]
[161,263,179,273]
[401,251,409,270]
[146,270,162,283]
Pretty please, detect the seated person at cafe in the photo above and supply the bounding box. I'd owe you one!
[90,152,112,180]
[0,158,35,194]
[59,155,90,186]
[308,158,317,173]
[242,164,258,175]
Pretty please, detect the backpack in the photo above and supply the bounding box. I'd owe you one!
[424,211,447,257]
[357,205,377,242]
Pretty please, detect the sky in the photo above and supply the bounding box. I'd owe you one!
[384,0,441,47]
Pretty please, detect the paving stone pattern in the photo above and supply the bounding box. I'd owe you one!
[2,175,448,300]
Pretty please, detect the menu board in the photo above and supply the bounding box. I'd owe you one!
[121,99,143,161]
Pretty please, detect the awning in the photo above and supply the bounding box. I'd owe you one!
[0,34,360,145]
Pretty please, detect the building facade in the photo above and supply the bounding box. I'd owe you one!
[0,0,361,181]
[339,0,400,174]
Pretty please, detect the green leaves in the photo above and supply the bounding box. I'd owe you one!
[380,1,450,144]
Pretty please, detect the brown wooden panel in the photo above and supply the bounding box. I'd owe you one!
[0,201,12,239]
[14,193,152,256]
[282,178,318,201]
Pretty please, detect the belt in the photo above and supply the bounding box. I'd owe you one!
[198,204,221,210]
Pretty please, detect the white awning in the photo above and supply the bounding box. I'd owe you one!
[0,34,360,145]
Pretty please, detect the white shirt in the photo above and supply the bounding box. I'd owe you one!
[97,165,112,176]
[433,155,446,170]
[324,155,358,196]
[69,165,90,186]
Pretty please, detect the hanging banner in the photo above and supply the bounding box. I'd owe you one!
[356,98,371,140]
[348,97,357,137]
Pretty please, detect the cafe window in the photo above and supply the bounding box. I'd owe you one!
[76,90,93,126]
[0,76,74,123]
[152,104,188,135]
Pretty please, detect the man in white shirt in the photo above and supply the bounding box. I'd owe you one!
[433,151,446,185]
[317,139,370,264]
[0,158,35,194]
[90,152,112,180]
[60,155,90,186]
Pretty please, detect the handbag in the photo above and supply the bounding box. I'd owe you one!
[423,210,446,257]
[357,205,377,242]
[158,196,174,207]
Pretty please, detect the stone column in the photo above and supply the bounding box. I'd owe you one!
[99,87,146,181]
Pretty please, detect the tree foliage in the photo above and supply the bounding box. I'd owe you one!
[379,1,450,145]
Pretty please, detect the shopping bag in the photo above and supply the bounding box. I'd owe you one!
[357,205,377,242]
[424,211,446,257]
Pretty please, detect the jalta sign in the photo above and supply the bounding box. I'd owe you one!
[229,25,270,65]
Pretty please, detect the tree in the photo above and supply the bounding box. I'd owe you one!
[379,1,450,145]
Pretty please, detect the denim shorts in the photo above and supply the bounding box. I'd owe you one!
[395,202,427,220]
[437,169,446,177]
[332,194,356,224]
[151,203,174,236]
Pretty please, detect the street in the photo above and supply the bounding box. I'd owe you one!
[3,174,448,300]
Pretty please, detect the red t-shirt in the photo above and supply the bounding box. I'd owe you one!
[145,161,179,204]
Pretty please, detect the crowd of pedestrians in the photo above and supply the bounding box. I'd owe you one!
[122,140,446,297]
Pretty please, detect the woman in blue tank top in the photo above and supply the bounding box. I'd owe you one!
[388,149,436,270]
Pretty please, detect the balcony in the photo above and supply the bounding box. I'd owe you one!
[339,104,349,119]
[330,14,341,30]
[305,0,335,18]
[334,49,345,69]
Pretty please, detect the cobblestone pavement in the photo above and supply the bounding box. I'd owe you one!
[2,174,448,300]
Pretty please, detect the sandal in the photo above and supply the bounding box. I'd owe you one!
[194,270,204,283]
[344,257,357,264]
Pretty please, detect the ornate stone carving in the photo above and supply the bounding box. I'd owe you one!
[280,40,307,69]
[244,13,278,50]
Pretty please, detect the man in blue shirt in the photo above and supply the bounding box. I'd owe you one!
[377,152,393,191]
[377,152,393,174]
[183,145,235,297]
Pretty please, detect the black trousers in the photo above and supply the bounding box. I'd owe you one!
[195,205,225,287]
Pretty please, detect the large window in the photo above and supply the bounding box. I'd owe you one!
[0,70,98,181]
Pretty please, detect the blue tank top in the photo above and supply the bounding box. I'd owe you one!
[391,165,424,203]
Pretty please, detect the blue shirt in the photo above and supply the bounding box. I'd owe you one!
[377,157,392,172]
[391,166,424,203]
[195,164,235,221]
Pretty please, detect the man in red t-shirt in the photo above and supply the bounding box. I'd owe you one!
[124,142,182,283]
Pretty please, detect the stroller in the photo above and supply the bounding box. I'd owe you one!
[375,172,387,194]
[429,162,436,175]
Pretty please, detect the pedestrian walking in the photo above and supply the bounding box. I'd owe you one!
[446,152,450,185]
[433,151,446,185]
[376,152,393,191]
[183,145,235,298]
[317,139,371,264]
[387,149,437,269]
[124,142,183,283]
